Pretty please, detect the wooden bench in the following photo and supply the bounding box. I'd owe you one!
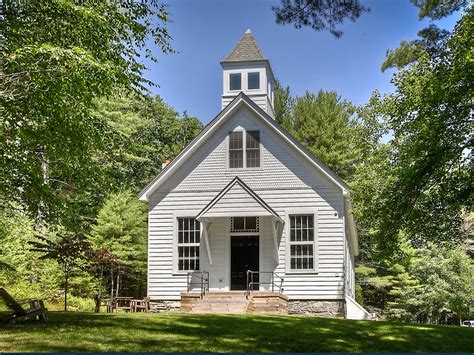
[0,288,48,324]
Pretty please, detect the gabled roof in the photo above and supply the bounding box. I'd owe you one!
[196,177,283,223]
[221,29,266,63]
[138,92,350,202]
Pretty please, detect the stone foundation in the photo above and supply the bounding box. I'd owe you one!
[149,300,181,313]
[288,300,345,318]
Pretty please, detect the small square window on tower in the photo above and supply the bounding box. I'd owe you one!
[229,73,241,91]
[248,72,260,90]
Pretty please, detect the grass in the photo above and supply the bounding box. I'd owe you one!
[1,312,473,352]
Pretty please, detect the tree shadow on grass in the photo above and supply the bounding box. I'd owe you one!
[1,312,473,352]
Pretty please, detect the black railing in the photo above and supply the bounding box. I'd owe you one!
[246,270,284,297]
[186,271,209,298]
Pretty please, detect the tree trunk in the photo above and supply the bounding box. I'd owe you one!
[64,272,68,312]
[35,146,49,228]
[116,270,120,297]
[111,268,114,298]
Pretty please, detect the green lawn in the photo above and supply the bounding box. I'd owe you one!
[1,312,473,352]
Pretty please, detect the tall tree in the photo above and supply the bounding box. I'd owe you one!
[273,80,294,132]
[292,90,360,180]
[356,10,473,252]
[29,231,92,311]
[0,1,173,222]
[90,190,148,297]
[93,94,202,192]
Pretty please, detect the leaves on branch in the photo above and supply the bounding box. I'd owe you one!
[272,0,368,37]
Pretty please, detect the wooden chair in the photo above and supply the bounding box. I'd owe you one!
[115,297,133,312]
[131,297,150,313]
[0,288,48,324]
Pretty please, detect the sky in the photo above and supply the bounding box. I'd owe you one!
[144,0,460,124]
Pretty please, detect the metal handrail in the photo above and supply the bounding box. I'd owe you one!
[246,270,284,297]
[186,271,209,298]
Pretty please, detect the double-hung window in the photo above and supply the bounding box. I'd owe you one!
[229,131,244,168]
[228,130,260,168]
[177,217,200,271]
[288,214,316,271]
[246,131,260,167]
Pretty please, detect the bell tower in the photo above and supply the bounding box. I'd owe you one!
[221,29,276,118]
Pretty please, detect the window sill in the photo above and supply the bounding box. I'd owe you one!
[285,270,319,275]
[226,167,264,172]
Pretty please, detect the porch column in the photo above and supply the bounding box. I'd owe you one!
[271,218,283,264]
[200,218,213,265]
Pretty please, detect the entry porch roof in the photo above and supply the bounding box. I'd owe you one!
[196,177,283,223]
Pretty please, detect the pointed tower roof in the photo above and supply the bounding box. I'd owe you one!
[222,29,266,63]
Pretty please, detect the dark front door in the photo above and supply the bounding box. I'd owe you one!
[231,235,259,290]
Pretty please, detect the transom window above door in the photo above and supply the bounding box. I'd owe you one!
[228,130,260,168]
[231,217,259,233]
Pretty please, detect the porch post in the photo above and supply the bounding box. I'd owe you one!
[201,220,213,265]
[271,219,280,263]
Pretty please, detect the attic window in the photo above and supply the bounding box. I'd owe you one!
[228,130,260,169]
[229,73,241,91]
[248,72,260,90]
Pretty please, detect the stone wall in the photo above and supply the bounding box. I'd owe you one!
[149,300,181,313]
[247,292,289,315]
[288,300,345,318]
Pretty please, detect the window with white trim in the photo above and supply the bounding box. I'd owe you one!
[289,214,315,270]
[177,217,200,271]
[229,73,241,91]
[228,130,260,169]
[248,72,260,90]
[231,217,259,232]
[246,131,260,167]
[229,131,243,168]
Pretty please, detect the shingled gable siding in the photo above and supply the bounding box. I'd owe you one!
[147,106,345,300]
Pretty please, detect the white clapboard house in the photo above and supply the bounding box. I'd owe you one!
[139,30,370,319]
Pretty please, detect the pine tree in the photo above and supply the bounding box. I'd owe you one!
[90,190,147,297]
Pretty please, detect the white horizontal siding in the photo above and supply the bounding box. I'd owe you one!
[147,105,348,301]
[222,94,268,113]
[148,188,345,300]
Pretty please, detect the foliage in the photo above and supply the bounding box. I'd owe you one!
[29,230,92,311]
[0,0,173,222]
[90,190,148,297]
[381,25,450,71]
[0,206,63,291]
[0,90,202,311]
[382,12,470,250]
[356,232,473,324]
[274,85,361,180]
[273,80,293,131]
[93,94,202,192]
[382,1,469,71]
[272,0,368,37]
[386,246,473,323]
[272,0,467,38]
[410,0,468,20]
